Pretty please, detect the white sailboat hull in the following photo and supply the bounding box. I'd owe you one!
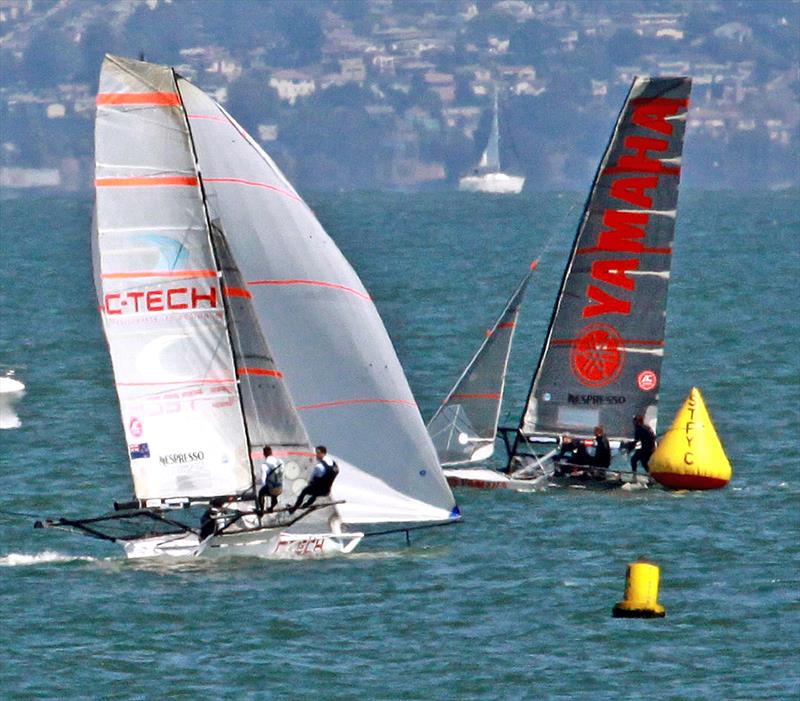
[458,172,525,194]
[0,375,25,429]
[122,529,364,559]
[443,467,546,491]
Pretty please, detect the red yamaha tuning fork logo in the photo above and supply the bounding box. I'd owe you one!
[570,323,624,388]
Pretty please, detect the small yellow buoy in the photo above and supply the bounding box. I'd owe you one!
[612,559,665,618]
[649,387,732,490]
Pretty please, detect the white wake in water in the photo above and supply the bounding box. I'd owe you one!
[0,551,97,567]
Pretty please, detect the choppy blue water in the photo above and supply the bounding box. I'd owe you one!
[1,191,798,700]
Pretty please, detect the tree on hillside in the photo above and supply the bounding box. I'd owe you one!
[21,29,79,87]
[271,7,324,68]
[226,72,280,131]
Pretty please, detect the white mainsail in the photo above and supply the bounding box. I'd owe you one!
[459,90,525,194]
[172,68,457,524]
[94,56,252,501]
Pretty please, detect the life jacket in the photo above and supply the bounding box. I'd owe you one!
[265,462,283,490]
[315,459,339,494]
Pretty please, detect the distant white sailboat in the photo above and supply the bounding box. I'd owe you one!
[459,91,525,194]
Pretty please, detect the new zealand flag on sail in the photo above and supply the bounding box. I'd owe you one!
[129,443,150,460]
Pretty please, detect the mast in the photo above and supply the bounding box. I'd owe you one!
[172,69,259,496]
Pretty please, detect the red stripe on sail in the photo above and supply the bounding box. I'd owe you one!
[248,279,371,301]
[237,368,282,378]
[101,269,216,279]
[96,92,180,106]
[223,286,252,299]
[96,176,198,187]
[203,177,302,203]
[187,114,227,123]
[297,398,416,411]
[498,322,516,328]
[451,393,501,400]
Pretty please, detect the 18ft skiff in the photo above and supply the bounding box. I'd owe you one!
[36,55,459,557]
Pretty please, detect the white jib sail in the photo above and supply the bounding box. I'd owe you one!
[174,76,457,524]
[94,56,253,501]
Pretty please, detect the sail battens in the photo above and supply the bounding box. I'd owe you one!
[96,176,198,187]
[626,270,671,278]
[115,378,235,386]
[101,269,217,279]
[618,347,664,355]
[450,393,502,400]
[577,246,672,255]
[96,92,180,106]
[100,225,205,234]
[250,448,316,459]
[247,278,371,301]
[297,398,417,411]
[203,177,302,203]
[611,208,677,218]
[187,114,227,123]
[516,77,690,445]
[551,338,664,346]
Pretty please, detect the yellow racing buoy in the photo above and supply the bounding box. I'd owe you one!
[649,387,731,490]
[612,559,665,618]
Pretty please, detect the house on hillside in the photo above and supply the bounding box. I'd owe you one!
[269,70,316,105]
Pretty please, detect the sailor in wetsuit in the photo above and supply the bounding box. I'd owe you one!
[626,415,656,473]
[288,445,339,513]
[590,425,611,479]
[555,434,589,476]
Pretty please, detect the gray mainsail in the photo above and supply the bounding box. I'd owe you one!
[428,263,535,465]
[172,66,457,524]
[515,77,691,447]
[210,223,315,503]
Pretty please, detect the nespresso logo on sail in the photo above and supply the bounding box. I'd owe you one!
[159,451,205,466]
[581,96,687,320]
[104,287,218,315]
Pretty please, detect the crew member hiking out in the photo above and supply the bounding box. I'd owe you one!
[289,445,339,514]
[257,446,284,513]
[627,415,656,474]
